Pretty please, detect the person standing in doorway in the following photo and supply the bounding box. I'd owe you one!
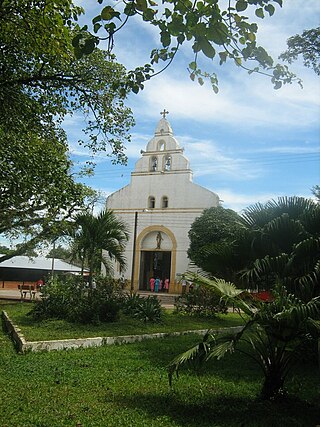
[149,277,155,292]
[155,277,160,293]
[164,278,170,293]
[181,279,187,294]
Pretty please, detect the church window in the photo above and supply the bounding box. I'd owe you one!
[150,156,157,171]
[158,140,165,151]
[164,155,171,171]
[148,196,156,209]
[162,196,168,208]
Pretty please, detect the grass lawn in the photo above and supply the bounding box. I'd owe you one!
[0,317,319,427]
[1,301,244,341]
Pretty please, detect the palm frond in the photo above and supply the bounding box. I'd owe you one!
[205,339,236,360]
[168,332,213,386]
[183,272,256,316]
[184,273,242,297]
[240,253,289,282]
[274,296,320,324]
[305,318,320,338]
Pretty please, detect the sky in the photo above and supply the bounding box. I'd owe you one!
[67,0,320,214]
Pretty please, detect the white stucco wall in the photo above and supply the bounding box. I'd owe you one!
[105,116,219,292]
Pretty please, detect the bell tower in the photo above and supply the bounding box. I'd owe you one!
[133,110,192,180]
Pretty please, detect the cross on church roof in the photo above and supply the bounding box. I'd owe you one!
[160,109,169,119]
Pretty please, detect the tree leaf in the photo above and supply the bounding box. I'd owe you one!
[83,38,96,55]
[199,38,216,59]
[219,51,228,64]
[124,3,137,16]
[143,8,156,21]
[101,6,115,20]
[135,0,148,13]
[255,8,264,19]
[212,84,219,94]
[236,0,248,12]
[101,6,121,20]
[207,22,229,45]
[93,23,102,33]
[160,31,171,47]
[265,4,275,16]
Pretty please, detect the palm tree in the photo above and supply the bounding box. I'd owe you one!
[168,273,320,400]
[70,209,129,287]
[201,197,320,300]
[239,196,320,300]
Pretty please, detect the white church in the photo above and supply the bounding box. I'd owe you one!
[106,111,220,293]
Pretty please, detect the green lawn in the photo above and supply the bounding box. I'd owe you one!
[1,301,244,341]
[0,317,319,427]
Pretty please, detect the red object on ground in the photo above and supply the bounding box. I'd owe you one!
[252,291,273,302]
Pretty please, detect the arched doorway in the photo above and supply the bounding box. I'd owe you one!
[139,251,171,290]
[134,226,176,291]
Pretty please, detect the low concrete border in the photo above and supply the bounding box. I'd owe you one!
[2,310,243,353]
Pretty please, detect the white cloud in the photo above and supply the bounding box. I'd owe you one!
[128,64,319,132]
[249,145,319,154]
[179,136,263,180]
[215,189,286,213]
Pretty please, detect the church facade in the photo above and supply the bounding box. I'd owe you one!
[106,112,220,293]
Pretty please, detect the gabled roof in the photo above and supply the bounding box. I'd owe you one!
[0,255,86,272]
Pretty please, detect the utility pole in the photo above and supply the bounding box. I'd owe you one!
[130,211,138,293]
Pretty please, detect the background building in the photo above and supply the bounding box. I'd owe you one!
[106,112,220,293]
[0,256,86,289]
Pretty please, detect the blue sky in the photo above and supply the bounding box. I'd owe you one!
[67,0,319,213]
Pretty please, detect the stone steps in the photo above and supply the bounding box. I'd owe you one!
[137,291,179,306]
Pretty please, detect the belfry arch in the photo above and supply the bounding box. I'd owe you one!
[133,225,177,291]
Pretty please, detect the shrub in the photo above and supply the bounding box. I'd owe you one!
[174,286,227,317]
[30,275,124,324]
[133,296,162,323]
[122,293,162,323]
[122,292,145,316]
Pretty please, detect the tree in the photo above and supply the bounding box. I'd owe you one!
[169,273,320,400]
[189,197,320,300]
[69,209,129,287]
[239,197,320,300]
[187,206,244,281]
[74,0,299,93]
[0,0,133,162]
[0,0,133,260]
[15,243,38,258]
[312,185,320,202]
[0,128,88,262]
[279,27,320,75]
[46,245,72,262]
[0,245,10,255]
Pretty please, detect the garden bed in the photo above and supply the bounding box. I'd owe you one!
[1,301,244,341]
[2,309,243,353]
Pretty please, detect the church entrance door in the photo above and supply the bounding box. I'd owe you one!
[139,251,171,290]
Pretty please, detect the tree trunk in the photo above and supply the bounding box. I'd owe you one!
[260,367,285,400]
